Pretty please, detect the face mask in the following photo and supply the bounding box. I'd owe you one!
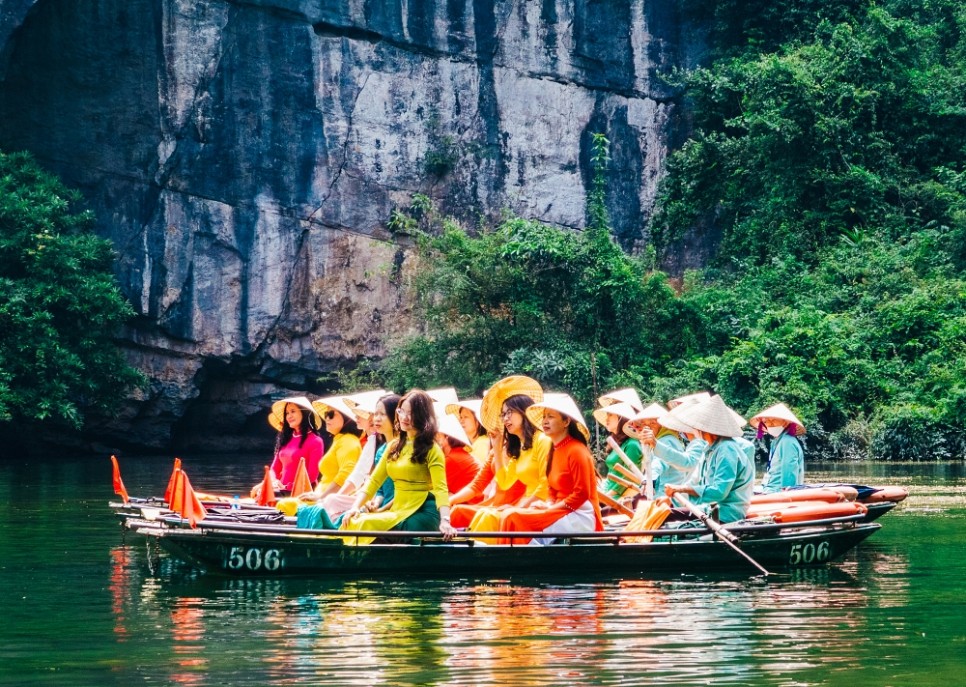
[766,426,785,438]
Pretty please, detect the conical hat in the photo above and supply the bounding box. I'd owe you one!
[268,396,321,432]
[446,398,483,422]
[667,391,711,409]
[629,402,669,424]
[656,402,696,434]
[593,401,640,426]
[342,389,388,418]
[480,376,544,432]
[426,387,459,405]
[525,393,590,441]
[597,387,643,412]
[434,403,471,446]
[749,403,806,434]
[669,395,744,438]
[311,396,356,422]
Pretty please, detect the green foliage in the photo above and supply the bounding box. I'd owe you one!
[0,150,143,428]
[379,188,702,413]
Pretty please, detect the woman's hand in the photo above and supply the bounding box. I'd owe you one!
[440,518,457,541]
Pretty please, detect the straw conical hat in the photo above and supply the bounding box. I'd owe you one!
[342,389,388,418]
[434,403,471,446]
[480,376,544,432]
[525,392,590,441]
[593,401,641,426]
[667,391,711,409]
[268,396,321,432]
[669,395,744,438]
[598,387,643,412]
[311,396,356,422]
[426,387,459,405]
[749,403,806,435]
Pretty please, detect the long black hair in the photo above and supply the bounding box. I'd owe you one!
[274,403,319,457]
[608,414,631,445]
[374,393,402,449]
[387,390,437,464]
[503,394,538,459]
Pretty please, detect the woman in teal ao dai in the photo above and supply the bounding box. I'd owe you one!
[750,403,806,493]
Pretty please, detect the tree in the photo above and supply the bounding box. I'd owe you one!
[0,150,143,429]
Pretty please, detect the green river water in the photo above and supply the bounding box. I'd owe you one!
[0,455,963,687]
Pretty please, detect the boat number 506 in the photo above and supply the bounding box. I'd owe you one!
[788,541,831,565]
[225,546,283,571]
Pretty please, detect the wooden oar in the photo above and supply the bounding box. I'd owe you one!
[613,462,644,485]
[597,490,634,517]
[607,436,645,481]
[607,437,653,500]
[673,492,770,575]
[609,473,642,494]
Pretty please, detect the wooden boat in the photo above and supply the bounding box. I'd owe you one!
[126,512,880,578]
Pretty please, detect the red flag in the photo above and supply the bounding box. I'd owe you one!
[110,455,129,504]
[169,469,207,528]
[255,465,277,506]
[163,457,182,503]
[290,457,312,498]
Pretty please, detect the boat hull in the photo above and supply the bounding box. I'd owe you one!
[140,521,880,578]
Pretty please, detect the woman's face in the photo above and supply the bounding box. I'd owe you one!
[459,407,480,438]
[502,404,524,437]
[541,409,570,442]
[285,404,304,431]
[397,399,414,434]
[373,402,395,437]
[324,408,345,435]
[605,413,621,435]
[356,414,373,434]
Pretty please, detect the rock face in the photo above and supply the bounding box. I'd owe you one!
[0,0,703,451]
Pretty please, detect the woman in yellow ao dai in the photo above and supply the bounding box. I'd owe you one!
[467,392,552,532]
[342,390,457,545]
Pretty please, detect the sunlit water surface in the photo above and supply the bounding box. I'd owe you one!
[0,456,963,686]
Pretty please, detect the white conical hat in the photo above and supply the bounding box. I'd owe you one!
[480,376,544,432]
[593,401,640,426]
[667,391,711,409]
[667,395,744,438]
[525,392,590,441]
[434,402,471,446]
[597,387,643,412]
[426,387,459,405]
[342,389,388,418]
[446,398,483,421]
[749,403,806,434]
[629,402,669,423]
[268,396,321,432]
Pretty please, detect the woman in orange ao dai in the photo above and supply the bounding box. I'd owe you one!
[497,393,603,545]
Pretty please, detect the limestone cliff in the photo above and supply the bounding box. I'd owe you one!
[0,0,703,451]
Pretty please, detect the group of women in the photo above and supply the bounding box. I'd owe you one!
[255,377,807,543]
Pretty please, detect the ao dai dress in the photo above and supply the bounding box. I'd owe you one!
[601,436,643,498]
[318,432,362,492]
[269,432,324,491]
[341,439,450,545]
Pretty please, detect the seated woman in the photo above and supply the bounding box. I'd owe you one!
[498,393,603,545]
[449,376,551,533]
[341,390,457,544]
[659,395,755,524]
[310,396,364,499]
[434,404,482,495]
[252,396,324,497]
[296,394,399,529]
[446,398,489,466]
[593,401,644,500]
[276,396,362,515]
[626,401,707,497]
[749,402,806,493]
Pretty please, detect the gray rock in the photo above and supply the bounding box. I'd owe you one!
[0,0,703,451]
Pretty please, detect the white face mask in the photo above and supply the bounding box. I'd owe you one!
[766,425,785,438]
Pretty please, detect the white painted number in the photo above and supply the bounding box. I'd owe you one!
[789,541,831,565]
[225,546,283,571]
